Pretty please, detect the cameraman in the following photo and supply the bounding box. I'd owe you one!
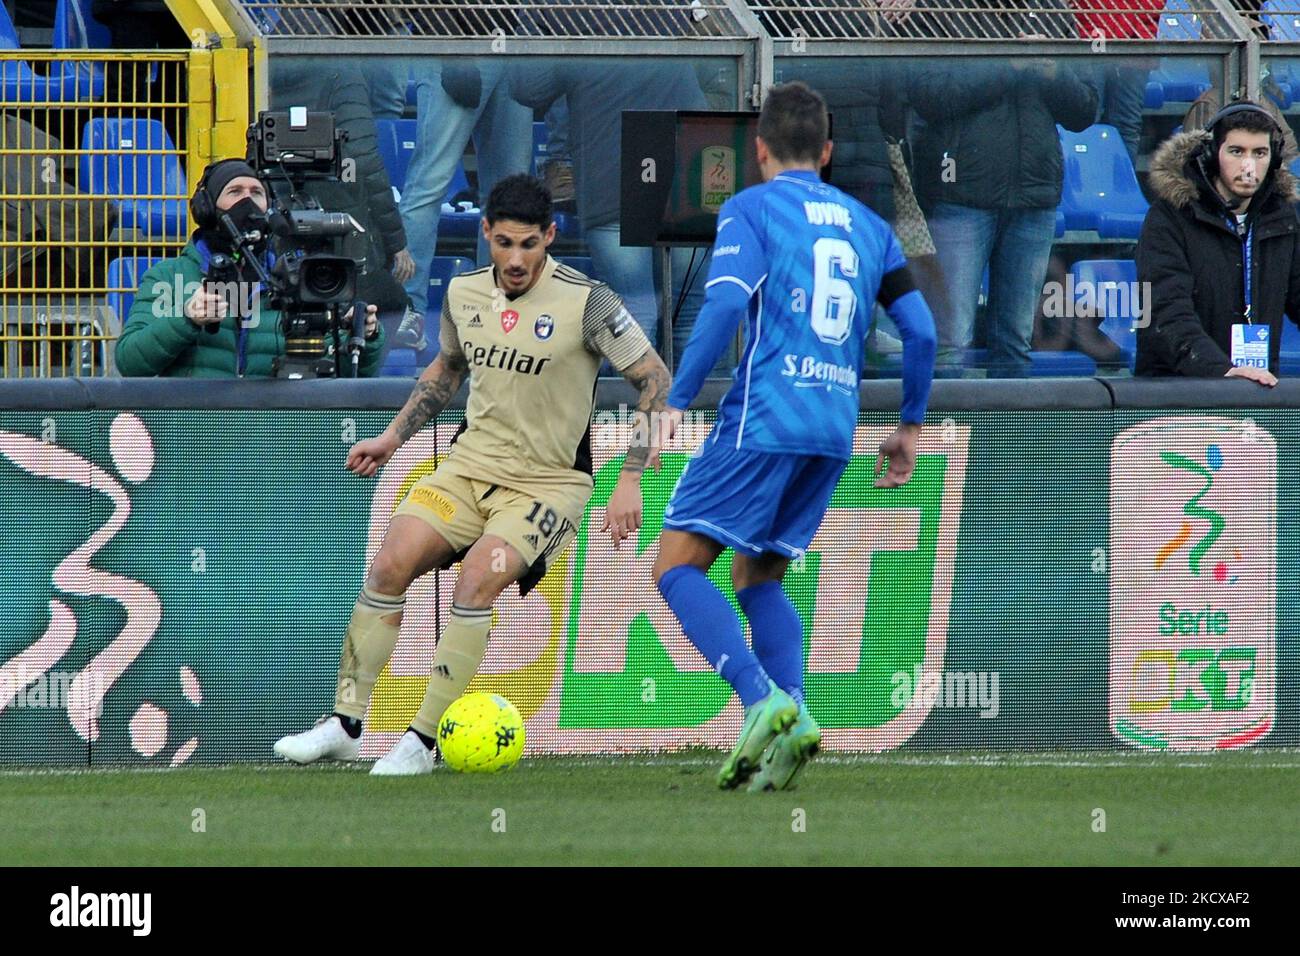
[115,159,386,378]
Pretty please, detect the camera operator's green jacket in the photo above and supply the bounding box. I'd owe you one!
[116,238,387,378]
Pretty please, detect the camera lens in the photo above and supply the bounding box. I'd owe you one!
[305,260,347,300]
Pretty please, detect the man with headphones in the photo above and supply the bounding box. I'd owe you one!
[115,158,387,377]
[1136,99,1300,384]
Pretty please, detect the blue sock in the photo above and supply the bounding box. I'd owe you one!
[738,581,804,708]
[658,565,771,708]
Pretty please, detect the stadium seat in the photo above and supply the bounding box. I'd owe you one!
[375,118,418,195]
[1058,124,1149,239]
[1279,315,1300,375]
[439,163,480,238]
[1262,0,1300,41]
[80,118,188,240]
[416,255,474,363]
[379,348,421,377]
[428,255,473,313]
[0,4,103,101]
[1143,82,1166,111]
[53,0,111,48]
[556,256,595,278]
[1148,0,1211,104]
[105,256,162,322]
[532,121,549,177]
[1028,350,1098,376]
[1070,259,1139,370]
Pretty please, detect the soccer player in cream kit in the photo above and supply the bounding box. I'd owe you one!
[275,175,670,774]
[653,82,938,790]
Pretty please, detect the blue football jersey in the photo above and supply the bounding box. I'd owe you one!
[706,169,905,460]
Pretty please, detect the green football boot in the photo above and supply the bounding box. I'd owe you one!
[748,705,821,793]
[717,682,798,790]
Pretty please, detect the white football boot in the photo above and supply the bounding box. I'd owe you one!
[273,715,361,764]
[369,730,436,776]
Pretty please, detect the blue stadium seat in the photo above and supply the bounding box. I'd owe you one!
[1143,82,1166,110]
[105,256,162,322]
[428,255,473,314]
[557,256,595,278]
[53,0,111,47]
[1070,259,1139,370]
[532,121,549,176]
[1280,315,1300,375]
[379,348,421,377]
[1149,0,1211,104]
[418,255,474,363]
[374,118,418,194]
[1157,0,1202,39]
[1058,124,1149,239]
[80,119,188,240]
[1028,350,1098,376]
[1262,0,1300,40]
[554,212,582,240]
[440,163,480,238]
[0,4,103,101]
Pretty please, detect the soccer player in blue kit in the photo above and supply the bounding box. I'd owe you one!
[652,82,938,791]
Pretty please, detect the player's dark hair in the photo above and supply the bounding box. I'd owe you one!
[484,174,553,229]
[758,81,829,165]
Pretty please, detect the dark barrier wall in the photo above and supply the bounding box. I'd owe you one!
[0,379,1293,765]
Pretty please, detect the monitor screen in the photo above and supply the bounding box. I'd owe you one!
[620,110,830,246]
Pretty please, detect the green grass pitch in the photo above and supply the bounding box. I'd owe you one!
[3,751,1298,866]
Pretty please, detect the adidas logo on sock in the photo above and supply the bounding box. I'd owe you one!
[433,664,451,679]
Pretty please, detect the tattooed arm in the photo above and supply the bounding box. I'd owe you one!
[385,348,470,445]
[346,312,469,477]
[618,346,672,477]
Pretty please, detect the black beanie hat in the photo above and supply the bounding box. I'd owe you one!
[204,159,259,204]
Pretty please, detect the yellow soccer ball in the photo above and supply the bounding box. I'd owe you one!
[437,692,525,773]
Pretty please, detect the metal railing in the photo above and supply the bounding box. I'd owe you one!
[0,53,189,378]
[748,0,1240,41]
[234,0,751,39]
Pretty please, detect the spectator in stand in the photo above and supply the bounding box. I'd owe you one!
[909,0,1096,377]
[1072,0,1164,164]
[1136,101,1300,385]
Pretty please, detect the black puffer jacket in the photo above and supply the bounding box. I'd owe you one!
[1136,129,1300,377]
[910,57,1096,210]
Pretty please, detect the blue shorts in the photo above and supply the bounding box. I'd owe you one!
[663,433,847,558]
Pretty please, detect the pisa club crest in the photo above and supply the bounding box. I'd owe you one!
[1109,417,1275,751]
[501,310,519,333]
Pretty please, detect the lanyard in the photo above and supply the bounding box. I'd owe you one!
[1225,217,1255,323]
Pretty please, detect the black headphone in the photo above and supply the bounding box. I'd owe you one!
[1200,101,1286,180]
[189,159,250,229]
